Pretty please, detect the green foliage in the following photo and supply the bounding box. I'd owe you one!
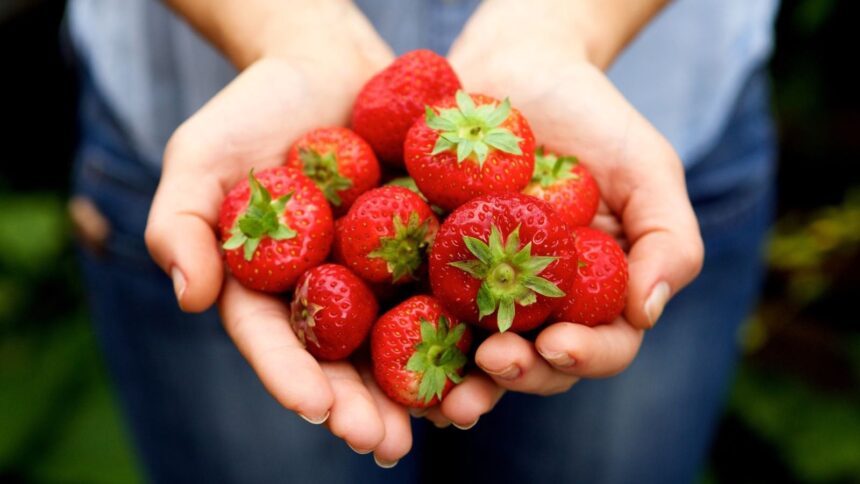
[0,193,140,482]
[729,367,860,482]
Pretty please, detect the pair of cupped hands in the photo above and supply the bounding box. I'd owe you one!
[145,0,703,466]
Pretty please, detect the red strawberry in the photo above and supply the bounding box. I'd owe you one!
[338,186,439,284]
[219,167,333,292]
[352,49,461,167]
[405,91,536,211]
[551,227,628,326]
[289,264,378,360]
[285,127,381,215]
[429,192,576,333]
[371,295,472,407]
[523,148,600,227]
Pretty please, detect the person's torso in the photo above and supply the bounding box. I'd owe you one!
[66,0,779,169]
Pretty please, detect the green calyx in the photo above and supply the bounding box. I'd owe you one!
[289,276,324,348]
[449,225,565,332]
[405,316,467,404]
[425,90,523,167]
[368,211,435,283]
[531,147,580,188]
[223,169,297,261]
[385,177,445,216]
[298,148,353,206]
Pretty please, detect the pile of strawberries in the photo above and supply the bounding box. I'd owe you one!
[218,50,628,408]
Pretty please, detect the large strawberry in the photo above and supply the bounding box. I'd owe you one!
[289,264,378,360]
[371,295,472,408]
[285,127,380,215]
[551,227,628,326]
[523,147,600,228]
[338,186,439,284]
[352,49,461,167]
[430,192,576,333]
[219,167,333,292]
[404,91,536,211]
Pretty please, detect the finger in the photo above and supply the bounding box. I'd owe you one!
[534,319,644,377]
[475,332,578,396]
[145,133,227,313]
[439,371,505,429]
[421,408,451,429]
[609,128,703,330]
[359,366,413,467]
[219,277,333,421]
[320,361,386,453]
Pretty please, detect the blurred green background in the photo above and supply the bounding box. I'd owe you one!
[1,0,858,482]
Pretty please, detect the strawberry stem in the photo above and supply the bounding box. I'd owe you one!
[449,225,565,332]
[532,147,580,188]
[222,169,297,261]
[368,211,435,283]
[298,148,353,206]
[425,91,523,167]
[405,316,467,404]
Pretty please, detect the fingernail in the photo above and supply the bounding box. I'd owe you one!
[453,417,479,430]
[299,410,330,425]
[171,266,186,302]
[409,408,428,418]
[538,350,575,368]
[374,455,399,469]
[348,443,372,455]
[433,420,451,429]
[482,364,521,381]
[644,281,671,327]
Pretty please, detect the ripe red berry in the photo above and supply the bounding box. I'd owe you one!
[219,167,333,292]
[352,50,461,167]
[289,264,378,360]
[523,148,600,227]
[371,295,472,407]
[551,227,628,326]
[430,192,576,333]
[405,91,536,211]
[285,127,381,215]
[338,186,439,284]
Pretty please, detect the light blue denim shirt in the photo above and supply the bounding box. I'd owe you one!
[67,0,779,170]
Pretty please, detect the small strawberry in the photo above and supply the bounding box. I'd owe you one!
[219,167,333,292]
[285,127,381,215]
[551,227,628,326]
[338,186,439,284]
[352,50,461,167]
[371,295,472,407]
[405,91,536,211]
[289,264,378,360]
[523,148,600,228]
[430,192,576,333]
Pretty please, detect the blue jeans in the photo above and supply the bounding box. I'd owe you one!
[73,68,775,483]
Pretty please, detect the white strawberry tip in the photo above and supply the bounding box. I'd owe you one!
[289,276,323,348]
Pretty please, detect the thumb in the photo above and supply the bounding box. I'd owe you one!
[145,133,226,313]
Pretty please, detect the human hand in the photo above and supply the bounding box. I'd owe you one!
[144,2,419,463]
[429,0,703,404]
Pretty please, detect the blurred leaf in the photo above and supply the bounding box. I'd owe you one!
[793,0,837,35]
[730,366,860,482]
[0,277,25,327]
[0,315,139,481]
[0,194,68,275]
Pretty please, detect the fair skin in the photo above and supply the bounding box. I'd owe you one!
[146,0,703,466]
